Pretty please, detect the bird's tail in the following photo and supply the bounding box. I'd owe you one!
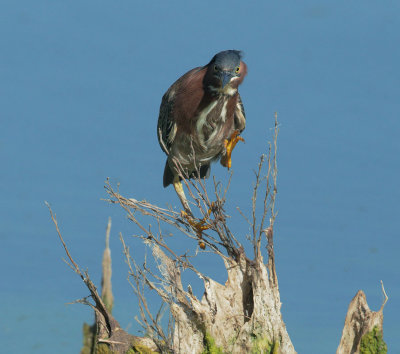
[163,160,211,188]
[163,160,174,187]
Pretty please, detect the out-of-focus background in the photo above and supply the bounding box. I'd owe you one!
[1,1,399,353]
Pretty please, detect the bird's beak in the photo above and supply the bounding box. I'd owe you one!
[221,71,232,88]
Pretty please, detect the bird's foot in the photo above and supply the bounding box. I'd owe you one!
[221,130,245,169]
[181,202,215,249]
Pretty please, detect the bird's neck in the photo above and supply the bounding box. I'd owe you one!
[206,85,238,97]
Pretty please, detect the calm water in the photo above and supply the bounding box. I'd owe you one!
[1,1,399,353]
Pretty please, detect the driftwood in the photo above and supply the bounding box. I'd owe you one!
[337,285,388,354]
[48,115,387,353]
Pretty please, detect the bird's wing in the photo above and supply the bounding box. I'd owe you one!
[234,93,246,133]
[157,67,204,154]
[157,84,178,154]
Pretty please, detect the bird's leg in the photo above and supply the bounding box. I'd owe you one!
[173,174,214,249]
[181,202,215,250]
[221,130,245,169]
[173,176,192,214]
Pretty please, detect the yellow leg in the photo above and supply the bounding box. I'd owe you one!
[221,130,245,169]
[173,176,192,214]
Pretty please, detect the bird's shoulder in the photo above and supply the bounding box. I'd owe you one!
[162,66,205,103]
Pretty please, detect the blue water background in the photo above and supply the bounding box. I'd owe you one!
[1,1,399,353]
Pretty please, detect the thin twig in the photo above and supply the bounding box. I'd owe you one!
[380,280,388,311]
[45,201,80,273]
[45,201,114,336]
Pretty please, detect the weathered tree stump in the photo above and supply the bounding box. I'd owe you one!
[337,289,387,354]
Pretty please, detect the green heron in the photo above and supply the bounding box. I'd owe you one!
[157,50,247,213]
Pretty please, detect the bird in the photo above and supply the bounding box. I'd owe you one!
[157,50,247,213]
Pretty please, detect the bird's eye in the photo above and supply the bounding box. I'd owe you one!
[235,66,240,73]
[214,65,218,72]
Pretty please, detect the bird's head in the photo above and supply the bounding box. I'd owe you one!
[205,50,247,95]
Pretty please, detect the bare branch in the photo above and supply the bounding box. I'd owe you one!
[380,280,388,311]
[45,201,81,273]
[46,202,158,353]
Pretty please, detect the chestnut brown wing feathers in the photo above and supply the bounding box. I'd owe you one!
[157,67,204,155]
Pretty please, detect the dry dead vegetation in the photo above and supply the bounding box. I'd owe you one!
[47,115,387,353]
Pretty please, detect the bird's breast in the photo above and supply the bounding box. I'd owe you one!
[195,97,233,151]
